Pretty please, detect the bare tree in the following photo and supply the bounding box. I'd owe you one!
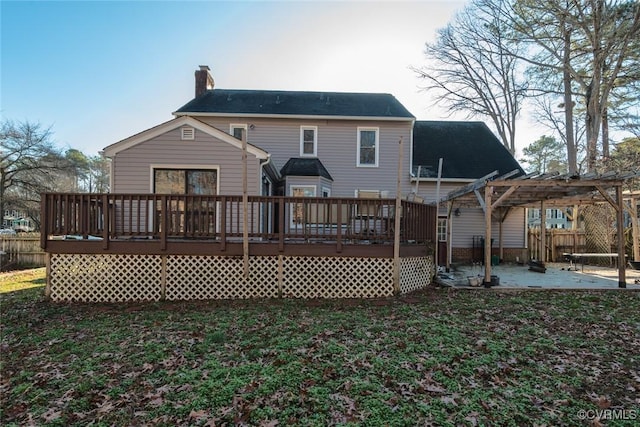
[412,0,527,154]
[505,0,640,172]
[0,119,69,229]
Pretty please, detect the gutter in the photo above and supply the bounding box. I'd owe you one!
[172,111,415,122]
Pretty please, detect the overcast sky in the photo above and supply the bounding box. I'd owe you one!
[2,0,546,158]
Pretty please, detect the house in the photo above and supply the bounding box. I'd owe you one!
[3,210,35,232]
[411,121,526,264]
[105,66,417,200]
[40,65,528,302]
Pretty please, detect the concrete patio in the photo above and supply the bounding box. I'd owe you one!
[438,262,640,289]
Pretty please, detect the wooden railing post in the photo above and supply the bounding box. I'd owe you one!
[220,196,226,251]
[278,197,285,252]
[102,194,109,250]
[40,193,48,250]
[336,200,343,253]
[161,195,168,251]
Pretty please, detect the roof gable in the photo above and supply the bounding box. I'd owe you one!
[412,121,524,180]
[103,116,268,159]
[174,89,415,120]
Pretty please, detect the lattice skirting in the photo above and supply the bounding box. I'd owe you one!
[283,257,395,298]
[49,254,163,302]
[166,256,279,300]
[48,254,434,302]
[399,256,436,294]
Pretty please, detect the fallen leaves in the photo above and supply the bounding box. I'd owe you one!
[1,288,638,425]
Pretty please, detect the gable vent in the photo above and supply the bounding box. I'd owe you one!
[181,127,195,140]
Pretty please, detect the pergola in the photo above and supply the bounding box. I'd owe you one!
[439,170,640,288]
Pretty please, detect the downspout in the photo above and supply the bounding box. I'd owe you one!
[259,154,274,196]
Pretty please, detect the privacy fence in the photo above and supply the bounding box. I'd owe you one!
[1,234,45,271]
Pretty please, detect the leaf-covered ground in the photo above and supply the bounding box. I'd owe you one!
[1,273,639,426]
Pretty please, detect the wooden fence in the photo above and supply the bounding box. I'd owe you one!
[0,234,45,270]
[527,229,586,262]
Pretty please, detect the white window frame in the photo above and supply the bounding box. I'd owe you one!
[230,123,248,141]
[300,126,318,157]
[437,217,448,242]
[321,186,331,198]
[356,127,379,167]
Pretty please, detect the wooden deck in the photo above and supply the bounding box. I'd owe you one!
[41,193,437,257]
[41,194,437,301]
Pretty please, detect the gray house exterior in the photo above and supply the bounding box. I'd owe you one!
[104,66,527,265]
[412,121,527,263]
[106,66,416,203]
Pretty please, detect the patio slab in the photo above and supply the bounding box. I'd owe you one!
[438,262,640,289]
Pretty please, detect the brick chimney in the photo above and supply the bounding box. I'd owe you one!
[195,65,214,98]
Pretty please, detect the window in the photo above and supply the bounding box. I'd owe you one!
[300,126,317,156]
[357,127,378,167]
[181,127,195,140]
[290,185,316,228]
[322,187,331,198]
[437,218,447,242]
[153,168,218,234]
[230,124,247,141]
[154,169,217,195]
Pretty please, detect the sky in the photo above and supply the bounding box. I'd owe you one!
[2,0,545,159]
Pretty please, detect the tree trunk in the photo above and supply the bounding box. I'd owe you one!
[563,18,578,174]
[602,106,609,160]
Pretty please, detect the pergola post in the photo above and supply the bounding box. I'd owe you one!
[539,201,546,262]
[484,185,492,287]
[616,185,626,288]
[629,196,639,263]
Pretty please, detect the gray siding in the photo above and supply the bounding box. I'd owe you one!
[414,182,525,248]
[450,207,525,248]
[198,117,414,197]
[112,127,261,195]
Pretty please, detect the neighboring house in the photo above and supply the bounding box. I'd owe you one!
[527,208,572,229]
[3,210,35,232]
[411,121,526,263]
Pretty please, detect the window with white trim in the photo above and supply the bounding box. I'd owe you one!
[437,218,447,242]
[230,124,247,141]
[357,127,378,167]
[300,126,317,156]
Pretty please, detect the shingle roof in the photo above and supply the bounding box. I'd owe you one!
[174,89,415,119]
[280,158,334,181]
[412,121,524,179]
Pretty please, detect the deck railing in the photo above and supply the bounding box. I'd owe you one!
[41,193,436,250]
